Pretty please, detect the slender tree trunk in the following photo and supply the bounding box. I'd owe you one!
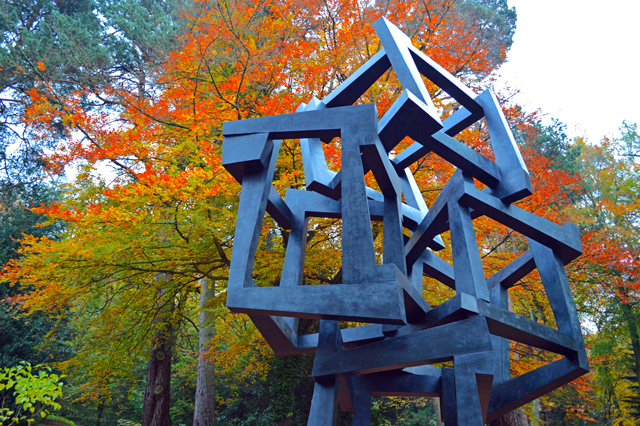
[432,398,443,426]
[618,294,640,416]
[488,409,528,426]
[620,298,640,383]
[193,278,216,426]
[142,292,175,426]
[95,396,104,426]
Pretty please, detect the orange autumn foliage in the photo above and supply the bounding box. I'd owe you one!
[5,1,604,418]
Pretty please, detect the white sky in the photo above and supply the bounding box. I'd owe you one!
[495,0,640,142]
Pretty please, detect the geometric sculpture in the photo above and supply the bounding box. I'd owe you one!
[222,18,588,426]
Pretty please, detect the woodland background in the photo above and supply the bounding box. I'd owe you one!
[0,0,639,425]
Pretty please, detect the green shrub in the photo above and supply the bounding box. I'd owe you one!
[0,362,64,425]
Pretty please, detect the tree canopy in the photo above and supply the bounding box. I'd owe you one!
[1,1,639,425]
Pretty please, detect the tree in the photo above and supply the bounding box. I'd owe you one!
[0,0,188,373]
[2,0,522,424]
[1,0,190,424]
[566,123,640,424]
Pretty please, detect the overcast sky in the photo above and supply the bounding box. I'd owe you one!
[495,0,640,142]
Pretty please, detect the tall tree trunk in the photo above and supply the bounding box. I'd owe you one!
[488,409,528,426]
[432,398,443,426]
[142,293,175,426]
[193,278,216,426]
[619,293,640,415]
[95,396,104,426]
[620,297,640,383]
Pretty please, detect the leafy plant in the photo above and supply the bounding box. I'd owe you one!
[0,362,64,425]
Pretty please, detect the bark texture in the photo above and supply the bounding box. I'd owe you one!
[142,293,175,426]
[193,279,216,426]
[488,409,528,426]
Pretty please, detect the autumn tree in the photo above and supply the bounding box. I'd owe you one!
[0,0,186,380]
[497,119,640,424]
[567,122,640,423]
[1,0,531,425]
[1,0,191,424]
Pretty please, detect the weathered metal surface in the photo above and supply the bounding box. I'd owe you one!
[222,17,588,426]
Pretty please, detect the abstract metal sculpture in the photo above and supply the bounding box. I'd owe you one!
[222,17,588,426]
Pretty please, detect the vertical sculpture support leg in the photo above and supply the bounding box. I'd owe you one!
[227,137,278,288]
[490,283,511,383]
[308,379,340,426]
[441,368,458,426]
[448,196,490,302]
[453,361,483,426]
[453,351,493,426]
[350,385,373,426]
[383,192,407,274]
[279,203,309,333]
[341,134,378,284]
[309,320,341,426]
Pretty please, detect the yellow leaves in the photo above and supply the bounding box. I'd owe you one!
[5,0,528,411]
[211,308,272,380]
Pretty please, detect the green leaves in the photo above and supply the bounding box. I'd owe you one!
[0,362,64,425]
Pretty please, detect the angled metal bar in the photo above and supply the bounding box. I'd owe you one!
[312,315,493,379]
[323,49,391,108]
[249,314,298,356]
[377,91,502,191]
[340,119,380,284]
[459,177,583,263]
[448,198,490,302]
[384,193,407,274]
[365,368,442,397]
[428,132,500,187]
[277,192,307,333]
[490,280,510,384]
[222,132,273,183]
[298,98,340,198]
[486,251,536,290]
[400,167,429,214]
[530,239,589,368]
[360,139,402,198]
[278,195,309,289]
[378,90,438,153]
[360,139,407,273]
[223,103,378,141]
[267,185,292,229]
[476,90,532,204]
[296,324,386,354]
[391,105,482,170]
[226,137,278,288]
[409,257,425,292]
[374,17,442,133]
[407,43,482,114]
[405,171,464,266]
[227,282,407,324]
[481,301,577,356]
[400,293,578,356]
[487,357,589,422]
[420,249,455,289]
